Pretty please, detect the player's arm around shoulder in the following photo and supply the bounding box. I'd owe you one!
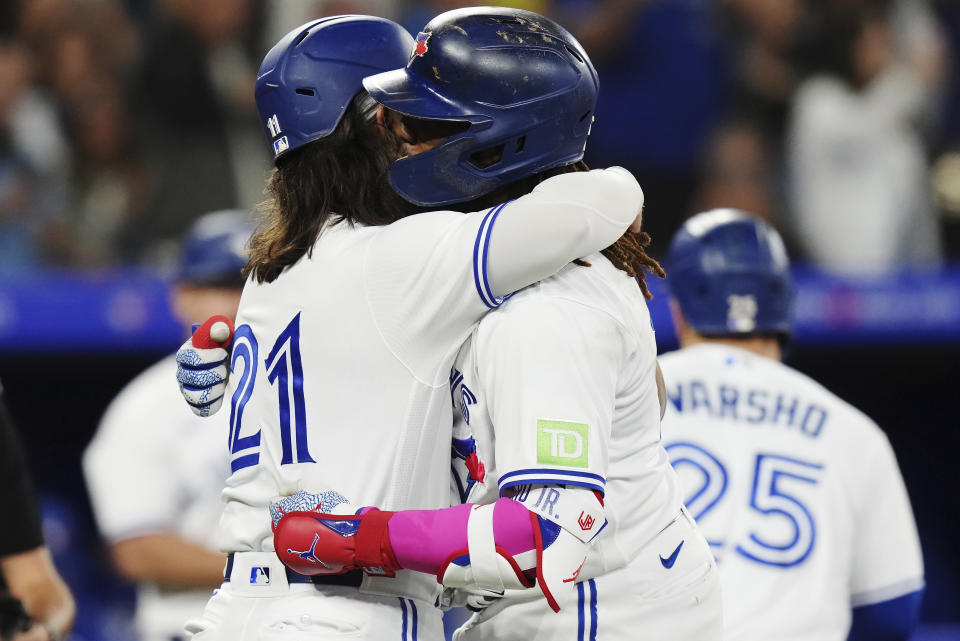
[483,167,644,299]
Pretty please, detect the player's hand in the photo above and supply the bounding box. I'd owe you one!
[175,315,234,417]
[271,490,399,578]
[442,587,504,612]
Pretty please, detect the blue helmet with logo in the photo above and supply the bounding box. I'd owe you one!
[363,7,599,206]
[177,210,256,287]
[255,16,415,164]
[666,209,793,337]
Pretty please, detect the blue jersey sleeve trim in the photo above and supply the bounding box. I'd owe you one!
[846,588,923,641]
[481,200,514,306]
[472,201,512,309]
[850,576,925,608]
[499,468,606,484]
[498,468,606,495]
[500,478,605,495]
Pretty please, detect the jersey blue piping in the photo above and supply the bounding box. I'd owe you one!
[399,597,408,640]
[408,599,418,641]
[498,469,606,494]
[499,468,606,484]
[481,200,514,306]
[500,477,605,495]
[577,582,585,641]
[589,579,598,641]
[472,202,510,309]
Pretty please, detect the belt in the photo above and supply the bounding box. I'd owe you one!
[224,553,364,587]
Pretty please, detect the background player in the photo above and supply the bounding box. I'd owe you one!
[659,209,924,640]
[83,210,252,641]
[269,10,721,640]
[176,11,643,641]
[0,384,75,641]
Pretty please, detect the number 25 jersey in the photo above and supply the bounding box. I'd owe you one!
[659,344,923,641]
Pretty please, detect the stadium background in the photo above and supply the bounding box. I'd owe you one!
[0,0,958,639]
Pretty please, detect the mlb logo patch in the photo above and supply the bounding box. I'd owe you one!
[249,566,271,585]
[273,136,289,156]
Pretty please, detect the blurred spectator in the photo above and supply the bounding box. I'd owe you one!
[119,0,269,267]
[0,384,75,641]
[553,0,728,258]
[0,38,70,272]
[691,121,788,239]
[11,0,144,267]
[401,1,547,34]
[722,0,811,140]
[266,0,400,50]
[83,210,252,641]
[787,0,945,274]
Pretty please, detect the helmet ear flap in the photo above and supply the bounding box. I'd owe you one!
[254,17,415,164]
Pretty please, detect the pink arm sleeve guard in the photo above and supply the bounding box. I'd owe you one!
[386,498,535,574]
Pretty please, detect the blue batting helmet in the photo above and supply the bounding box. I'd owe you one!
[255,16,415,163]
[363,7,599,206]
[666,209,793,336]
[177,210,255,287]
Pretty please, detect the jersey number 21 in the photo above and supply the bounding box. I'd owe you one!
[228,312,314,473]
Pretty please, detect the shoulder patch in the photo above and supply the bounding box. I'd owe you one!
[537,419,588,468]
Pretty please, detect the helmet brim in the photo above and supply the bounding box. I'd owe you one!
[363,68,469,122]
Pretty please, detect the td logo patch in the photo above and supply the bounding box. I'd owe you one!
[537,419,588,468]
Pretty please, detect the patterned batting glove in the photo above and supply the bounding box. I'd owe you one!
[176,316,234,417]
[269,490,355,530]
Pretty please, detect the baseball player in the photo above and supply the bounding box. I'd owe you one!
[267,10,722,641]
[658,209,924,640]
[83,210,252,641]
[175,11,643,641]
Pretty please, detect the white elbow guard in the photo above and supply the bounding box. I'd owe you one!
[438,502,536,594]
[438,488,606,613]
[513,485,606,612]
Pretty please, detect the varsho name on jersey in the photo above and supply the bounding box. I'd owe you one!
[667,380,827,438]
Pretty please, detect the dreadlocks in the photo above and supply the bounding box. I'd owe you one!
[587,230,666,300]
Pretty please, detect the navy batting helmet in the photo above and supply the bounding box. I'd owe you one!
[255,16,415,163]
[363,7,599,206]
[666,209,793,336]
[177,210,255,287]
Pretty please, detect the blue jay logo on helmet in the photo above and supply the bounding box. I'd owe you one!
[414,31,431,58]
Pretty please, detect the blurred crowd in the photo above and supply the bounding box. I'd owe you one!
[1,0,959,275]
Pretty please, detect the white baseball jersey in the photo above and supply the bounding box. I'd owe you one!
[449,254,722,640]
[659,343,924,641]
[83,355,230,641]
[215,169,642,607]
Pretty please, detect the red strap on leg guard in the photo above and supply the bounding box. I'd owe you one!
[530,511,562,613]
[355,509,400,577]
